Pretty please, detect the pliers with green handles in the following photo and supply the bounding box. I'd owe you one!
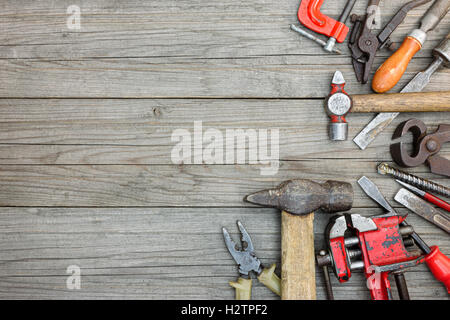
[222,221,281,300]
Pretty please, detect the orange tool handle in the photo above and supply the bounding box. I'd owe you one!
[425,246,450,293]
[372,36,422,93]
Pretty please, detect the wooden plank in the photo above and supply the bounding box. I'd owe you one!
[0,56,448,98]
[0,0,448,59]
[0,1,448,98]
[0,0,448,301]
[0,99,448,163]
[0,207,447,299]
[0,161,447,207]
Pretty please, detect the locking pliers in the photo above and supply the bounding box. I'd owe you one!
[222,221,280,300]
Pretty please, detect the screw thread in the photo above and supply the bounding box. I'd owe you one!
[377,163,450,198]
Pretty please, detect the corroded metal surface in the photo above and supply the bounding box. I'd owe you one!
[244,179,353,215]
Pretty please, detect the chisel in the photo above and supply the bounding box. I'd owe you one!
[395,188,450,234]
[396,180,450,212]
[353,32,450,150]
[372,0,450,93]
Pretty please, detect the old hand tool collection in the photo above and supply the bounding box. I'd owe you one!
[349,0,432,84]
[317,176,450,300]
[372,0,450,93]
[222,221,281,299]
[324,70,450,140]
[358,177,450,296]
[245,179,353,299]
[221,1,450,300]
[354,32,450,149]
[224,175,449,299]
[390,119,450,177]
[291,0,357,54]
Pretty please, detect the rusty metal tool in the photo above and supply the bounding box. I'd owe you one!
[372,0,450,93]
[349,0,432,84]
[245,179,353,299]
[396,180,450,212]
[354,32,450,150]
[317,176,450,299]
[292,0,357,54]
[390,118,450,177]
[222,221,281,299]
[395,188,450,234]
[325,71,450,140]
[378,162,450,198]
[358,176,450,295]
[317,212,420,300]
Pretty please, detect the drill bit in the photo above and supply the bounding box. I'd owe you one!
[377,163,450,198]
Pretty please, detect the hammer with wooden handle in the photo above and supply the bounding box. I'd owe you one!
[326,71,450,140]
[245,179,353,300]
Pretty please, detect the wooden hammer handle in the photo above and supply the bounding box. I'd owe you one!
[352,91,450,113]
[281,211,316,300]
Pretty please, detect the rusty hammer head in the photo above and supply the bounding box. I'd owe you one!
[324,71,352,141]
[244,179,353,215]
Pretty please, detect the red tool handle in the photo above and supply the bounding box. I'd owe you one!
[368,272,392,300]
[424,193,450,212]
[425,246,450,293]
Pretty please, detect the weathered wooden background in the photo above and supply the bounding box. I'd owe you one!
[0,0,449,299]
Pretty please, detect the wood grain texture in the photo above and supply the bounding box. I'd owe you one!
[0,56,448,98]
[0,0,449,300]
[0,99,448,164]
[281,211,315,300]
[352,91,450,113]
[0,207,447,299]
[0,1,448,98]
[1,0,447,60]
[0,161,447,207]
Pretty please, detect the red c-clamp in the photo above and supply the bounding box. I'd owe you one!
[298,0,350,43]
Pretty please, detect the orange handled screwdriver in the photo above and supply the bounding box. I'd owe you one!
[372,0,450,93]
